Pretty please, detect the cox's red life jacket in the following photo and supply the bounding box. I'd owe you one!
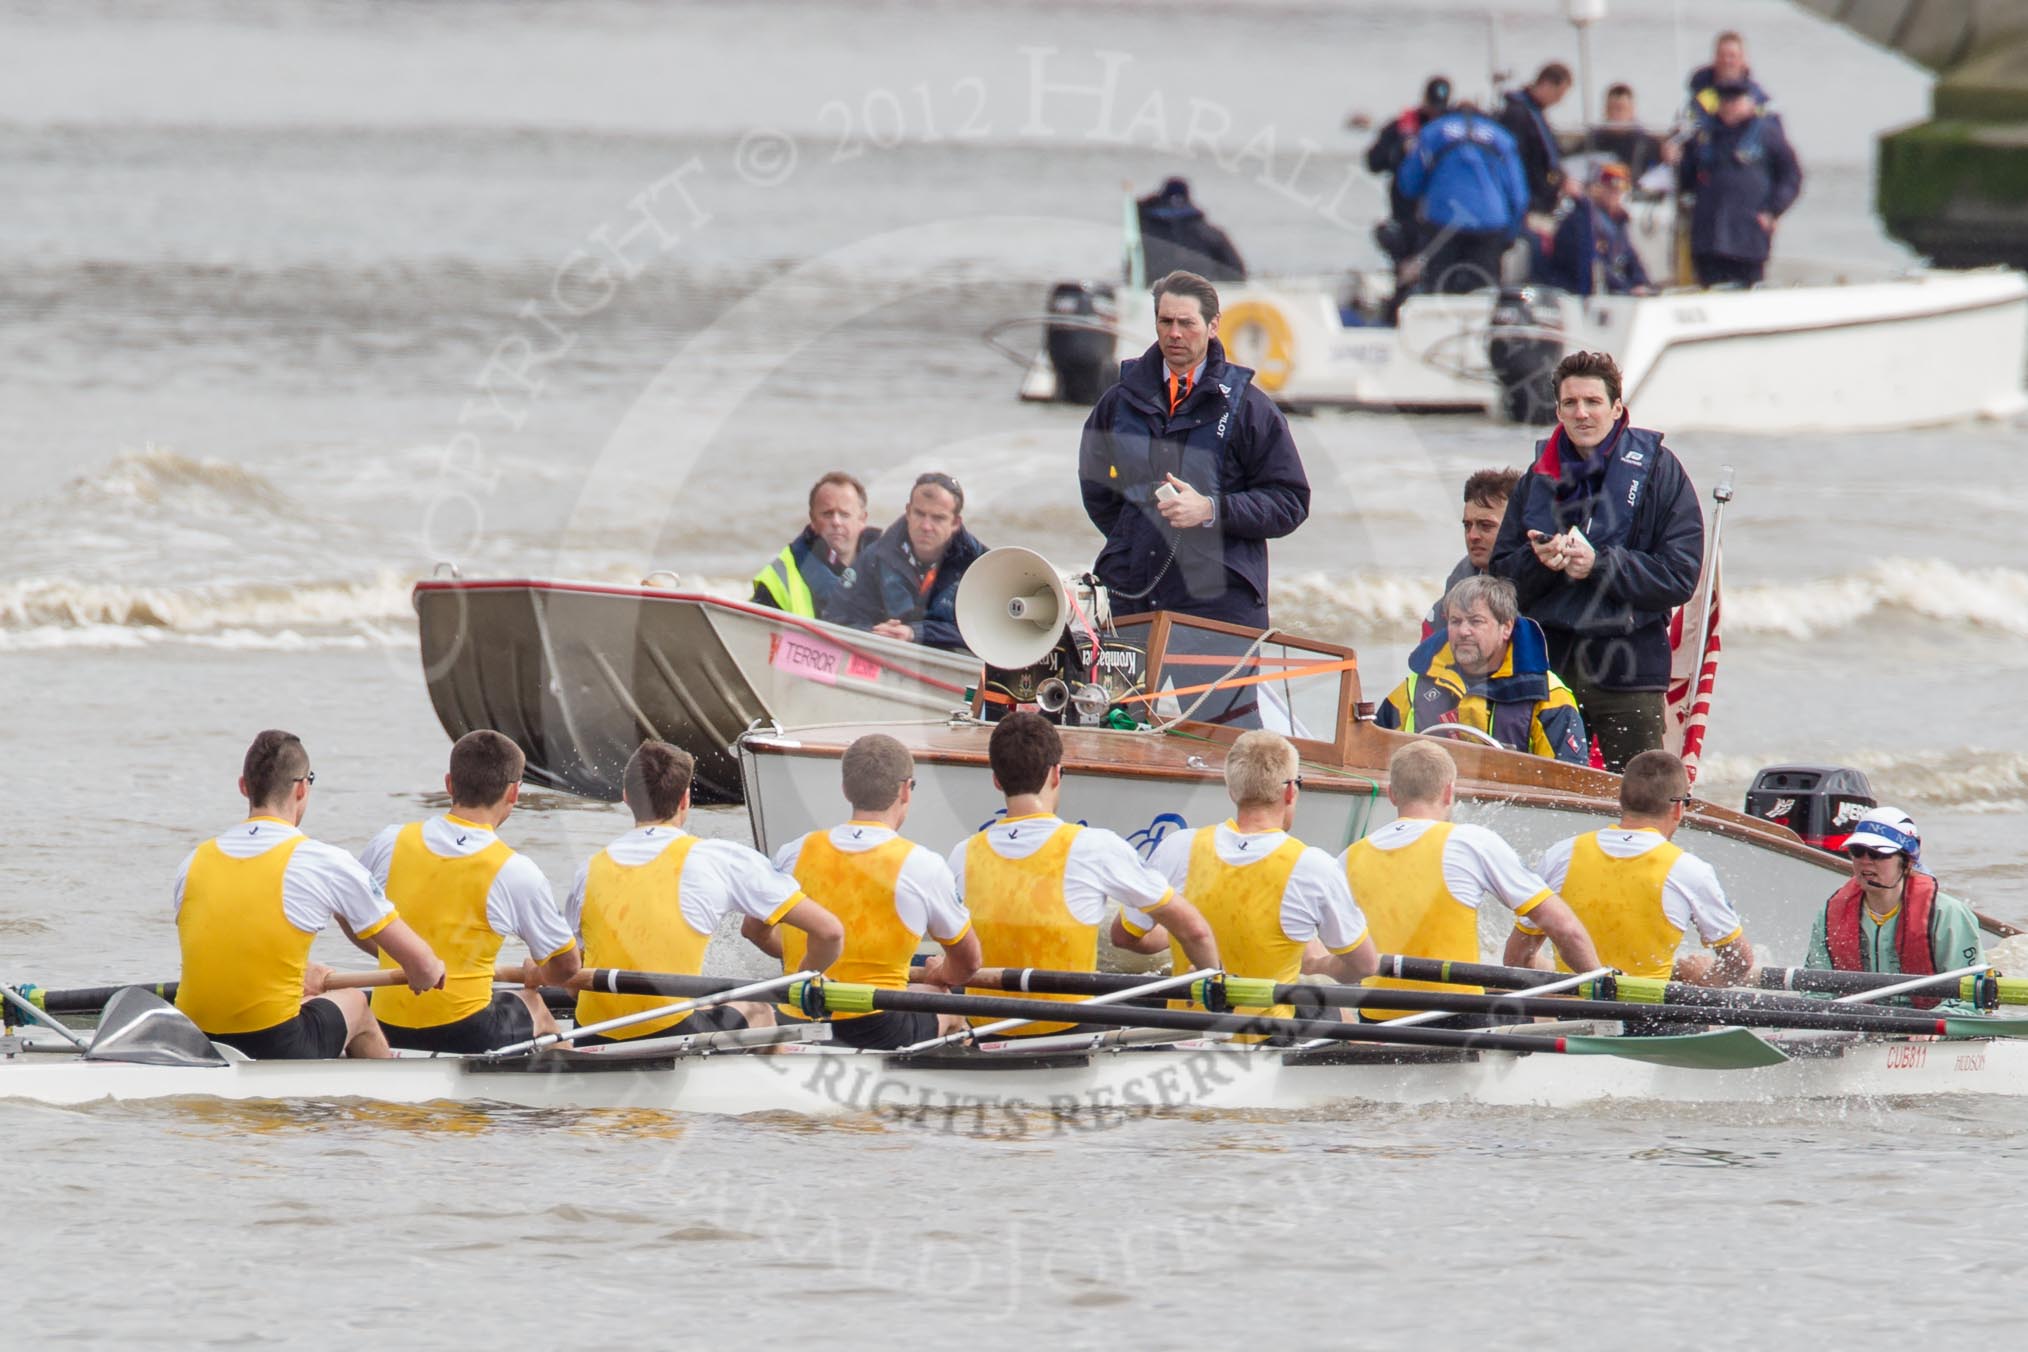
[1823,872,1940,1009]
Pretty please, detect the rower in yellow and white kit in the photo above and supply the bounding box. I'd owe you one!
[761,733,982,1050]
[565,740,844,1042]
[1124,731,1379,1032]
[1343,741,1600,1021]
[1507,749,1756,985]
[947,712,1219,1037]
[173,730,445,1059]
[360,730,581,1053]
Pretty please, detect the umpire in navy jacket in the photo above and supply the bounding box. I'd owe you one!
[1077,271,1310,630]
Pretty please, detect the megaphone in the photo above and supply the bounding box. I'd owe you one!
[955,547,1077,669]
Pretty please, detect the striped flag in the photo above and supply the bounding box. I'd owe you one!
[1664,491,1727,782]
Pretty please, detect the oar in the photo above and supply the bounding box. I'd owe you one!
[800,981,1789,1070]
[0,982,90,1050]
[1829,964,1990,1007]
[974,968,2028,1042]
[1379,956,2018,1016]
[1757,964,2015,1007]
[1289,966,1614,1050]
[975,962,1884,1026]
[485,971,817,1058]
[896,968,1219,1054]
[18,964,535,1018]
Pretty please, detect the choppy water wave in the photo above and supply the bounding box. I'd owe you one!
[1698,748,2028,814]
[0,575,416,650]
[1726,559,2028,640]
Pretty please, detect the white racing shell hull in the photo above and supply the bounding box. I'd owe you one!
[739,727,1848,965]
[0,1034,2012,1115]
[413,580,975,802]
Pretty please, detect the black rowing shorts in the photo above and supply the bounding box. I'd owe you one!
[211,997,349,1060]
[381,991,535,1055]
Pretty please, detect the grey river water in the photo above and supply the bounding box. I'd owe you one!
[5,0,2028,1344]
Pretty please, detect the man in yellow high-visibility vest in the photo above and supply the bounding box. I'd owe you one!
[750,471,882,622]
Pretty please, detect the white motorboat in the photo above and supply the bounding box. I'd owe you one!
[1016,265,2028,433]
[413,576,975,803]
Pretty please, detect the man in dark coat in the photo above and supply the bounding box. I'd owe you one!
[1078,270,1310,631]
[1686,31,1773,130]
[1677,83,1801,287]
[1539,162,1652,297]
[1499,63,1574,217]
[1489,350,1703,772]
[841,472,988,651]
[1136,179,1246,283]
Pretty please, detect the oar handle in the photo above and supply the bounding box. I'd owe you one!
[320,963,530,992]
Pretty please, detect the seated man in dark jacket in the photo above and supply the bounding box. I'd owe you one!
[1538,162,1651,297]
[1379,575,1588,764]
[751,471,882,622]
[1489,350,1703,773]
[1077,270,1310,630]
[841,472,987,650]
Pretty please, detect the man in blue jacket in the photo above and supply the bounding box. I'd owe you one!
[1539,162,1651,297]
[1396,104,1530,295]
[842,472,987,651]
[1678,82,1802,287]
[1686,32,1772,129]
[1078,271,1309,632]
[1488,350,1703,773]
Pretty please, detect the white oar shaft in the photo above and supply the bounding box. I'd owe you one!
[896,968,1220,1055]
[1294,966,1616,1050]
[0,983,90,1051]
[487,971,816,1058]
[1831,963,1988,1006]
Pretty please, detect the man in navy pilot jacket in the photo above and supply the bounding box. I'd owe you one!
[1077,270,1310,631]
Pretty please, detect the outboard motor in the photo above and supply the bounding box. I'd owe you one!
[1487,285,1564,425]
[1043,280,1118,405]
[1744,764,1877,856]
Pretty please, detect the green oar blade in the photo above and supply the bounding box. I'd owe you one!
[1558,1026,1790,1070]
[1943,1017,2028,1040]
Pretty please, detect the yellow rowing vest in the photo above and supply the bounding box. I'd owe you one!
[1555,830,1684,979]
[1171,826,1307,1026]
[574,835,709,1040]
[373,820,514,1028]
[962,820,1092,1035]
[176,833,315,1035]
[785,830,919,1019]
[1344,822,1485,1020]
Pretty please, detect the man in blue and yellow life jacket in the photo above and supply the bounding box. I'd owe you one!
[950,712,1219,1038]
[1378,575,1589,764]
[1132,731,1379,1035]
[1345,741,1600,1022]
[1507,749,1755,985]
[1806,807,1985,1012]
[361,730,582,1054]
[565,740,844,1044]
[764,733,983,1050]
[1685,31,1772,131]
[1677,81,1801,288]
[173,730,446,1059]
[750,471,883,622]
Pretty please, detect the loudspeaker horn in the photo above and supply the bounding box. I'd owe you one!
[955,546,1072,669]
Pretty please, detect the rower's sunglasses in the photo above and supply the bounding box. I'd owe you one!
[1285,776,1305,790]
[295,772,317,786]
[1845,845,1899,860]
